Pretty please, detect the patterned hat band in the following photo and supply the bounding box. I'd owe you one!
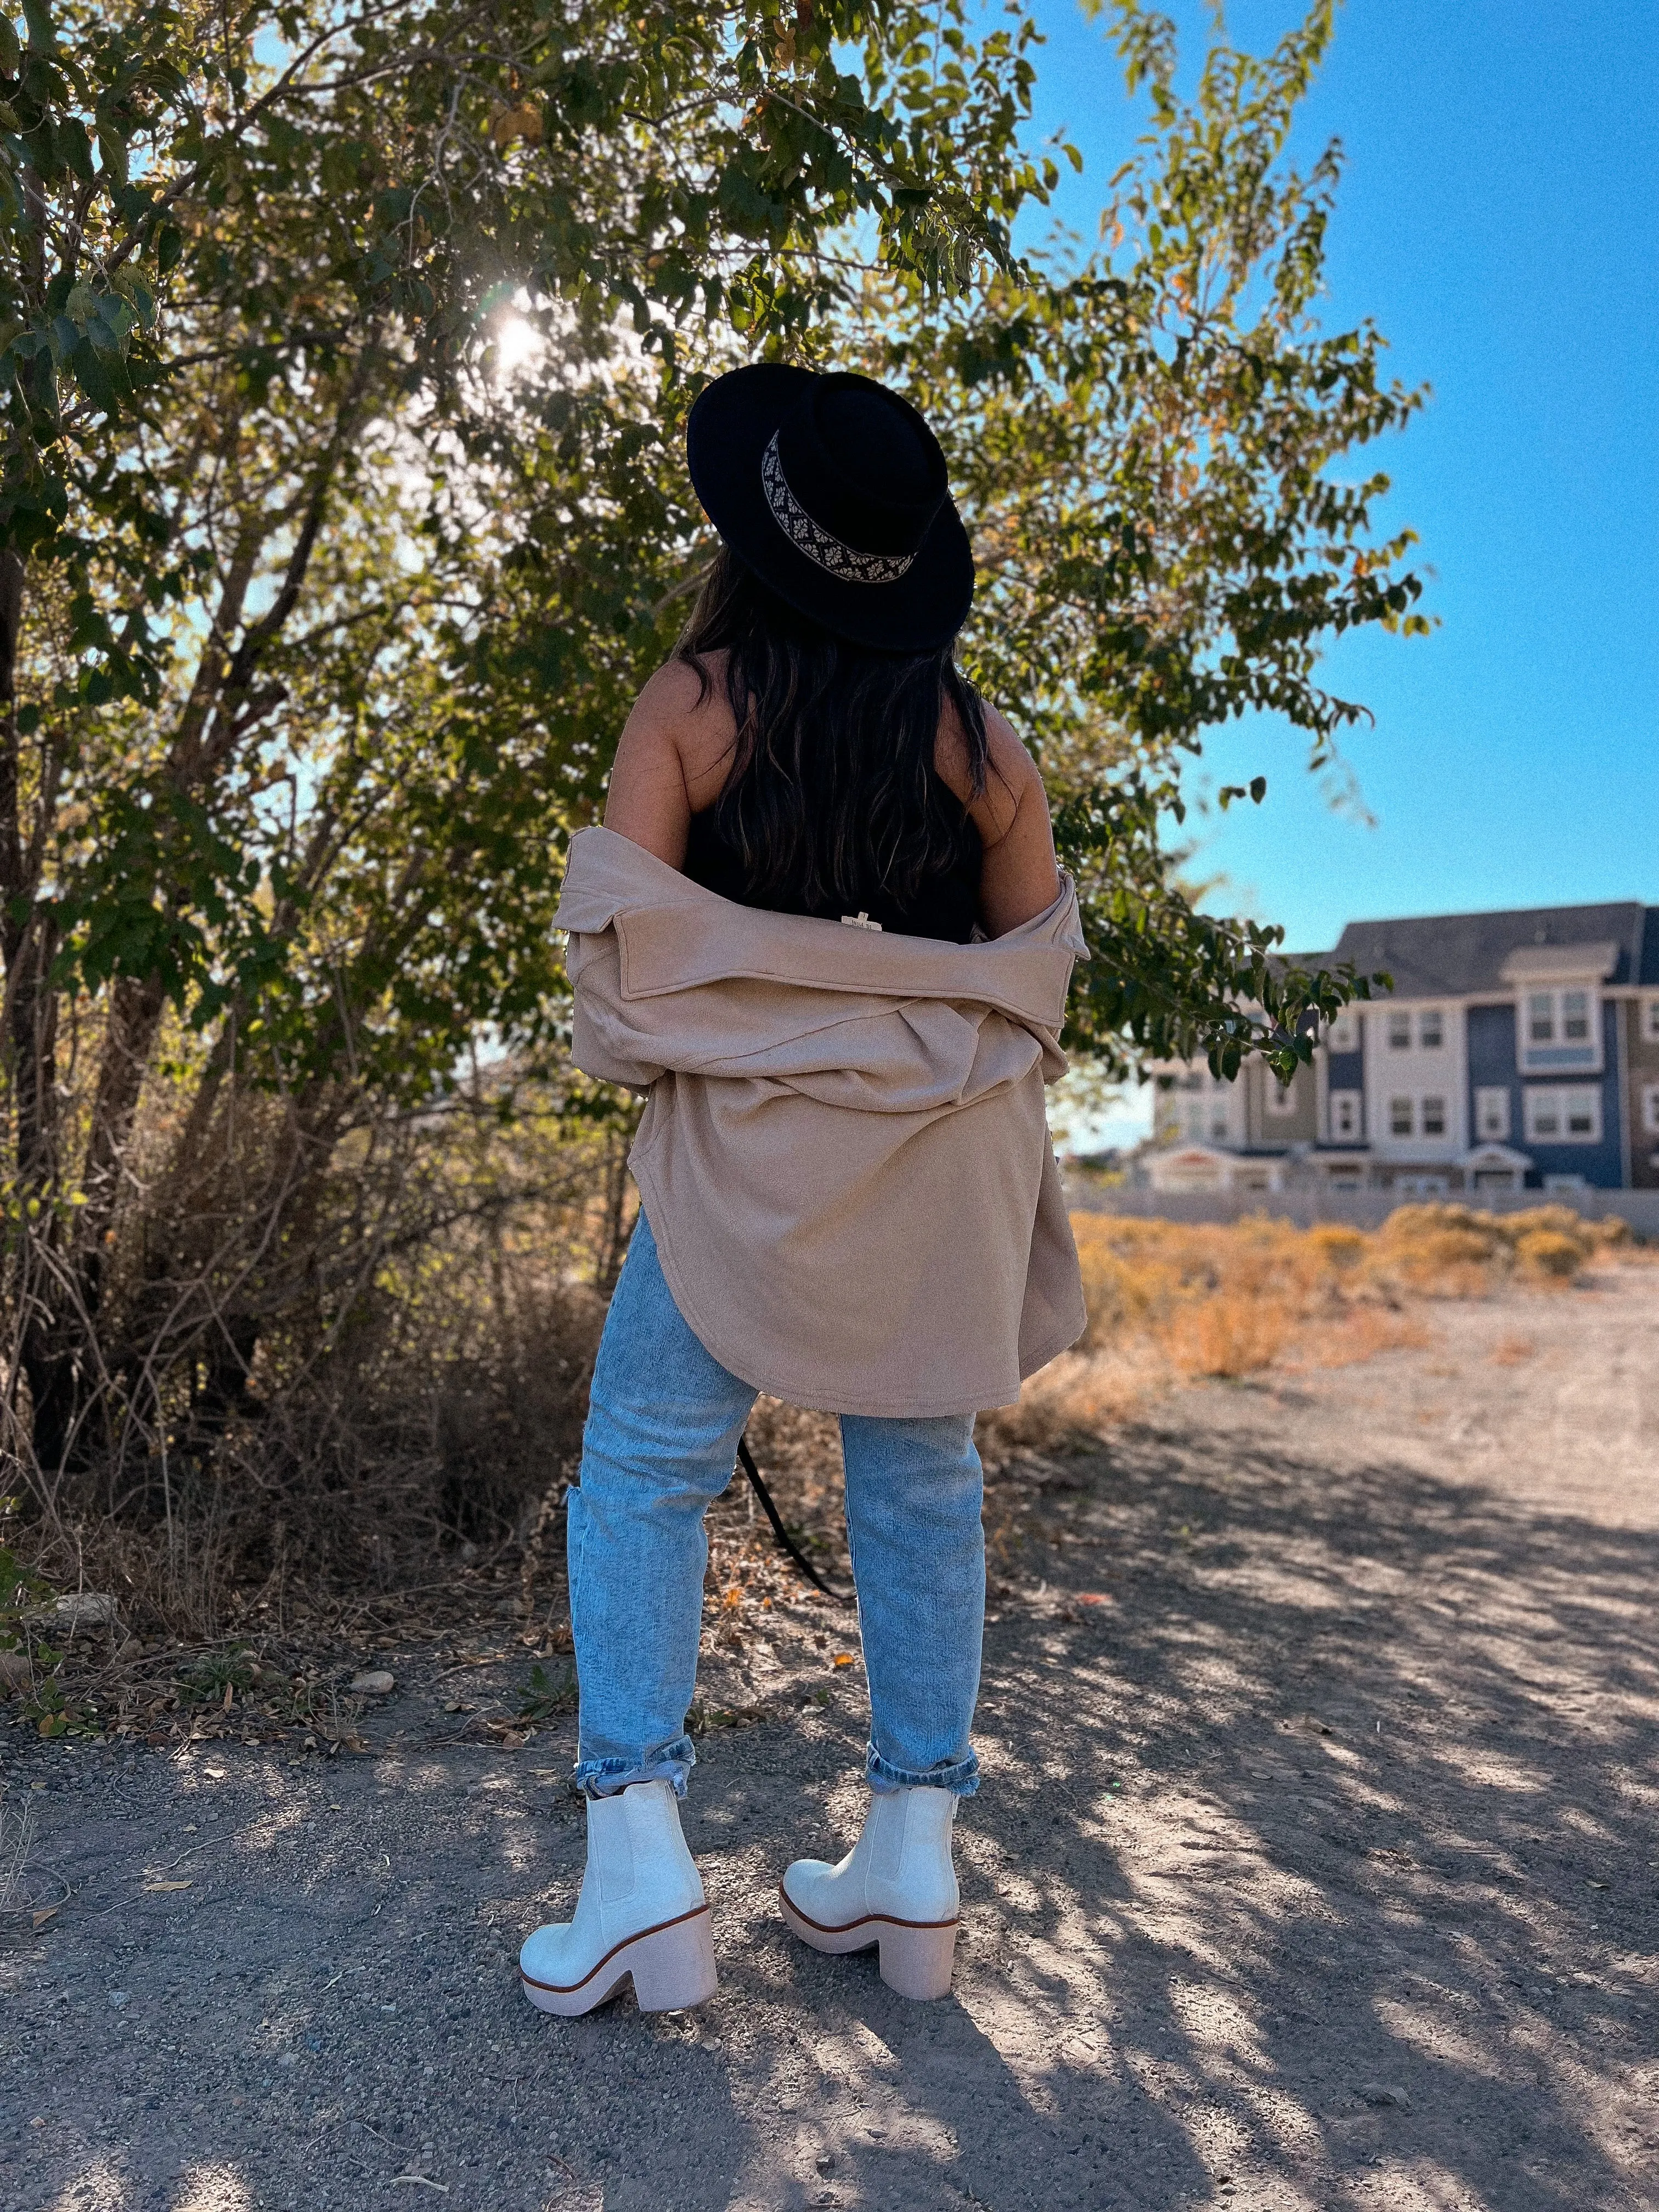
[761,431,918,586]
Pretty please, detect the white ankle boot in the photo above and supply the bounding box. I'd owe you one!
[780,1785,961,2001]
[519,1778,716,2016]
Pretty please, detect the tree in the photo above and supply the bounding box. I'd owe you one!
[0,0,1428,1549]
[0,0,1059,1478]
[865,0,1426,1077]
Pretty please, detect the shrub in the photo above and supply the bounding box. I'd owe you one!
[1514,1229,1584,1281]
[1307,1224,1367,1271]
[1165,1293,1292,1379]
[1368,1203,1527,1296]
[1504,1205,1592,1248]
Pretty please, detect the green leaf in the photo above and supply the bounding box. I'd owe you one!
[97,127,128,188]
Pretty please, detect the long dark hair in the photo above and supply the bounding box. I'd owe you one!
[676,546,990,911]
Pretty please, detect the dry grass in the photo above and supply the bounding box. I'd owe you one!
[1165,1293,1294,1379]
[984,1202,1640,1452]
[3,1181,1643,1714]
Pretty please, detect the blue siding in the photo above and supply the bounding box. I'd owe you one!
[1471,998,1623,1189]
[1467,1004,1519,1149]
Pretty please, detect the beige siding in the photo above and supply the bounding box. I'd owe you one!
[1627,996,1659,1188]
[1252,1059,1318,1147]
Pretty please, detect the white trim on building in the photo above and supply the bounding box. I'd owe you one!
[1522,1085,1602,1144]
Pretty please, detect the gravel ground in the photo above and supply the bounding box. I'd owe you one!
[2,1264,1656,2212]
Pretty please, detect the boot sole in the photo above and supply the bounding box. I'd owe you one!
[520,1902,717,2017]
[778,1882,958,2001]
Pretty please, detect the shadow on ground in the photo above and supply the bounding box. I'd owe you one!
[2,1276,1656,2211]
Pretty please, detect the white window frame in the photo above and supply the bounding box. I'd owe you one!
[1474,1086,1511,1141]
[1386,1011,1412,1052]
[1420,1094,1448,1137]
[1389,1094,1414,1138]
[1524,1085,1602,1144]
[1327,1010,1359,1053]
[1418,1008,1445,1050]
[1329,1090,1362,1142]
[1644,995,1659,1043]
[1519,986,1603,1074]
[1644,1083,1659,1138]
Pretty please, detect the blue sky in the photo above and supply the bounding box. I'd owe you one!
[1018,0,1658,1138]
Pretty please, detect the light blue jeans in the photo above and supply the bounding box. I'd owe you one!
[568,1213,984,1799]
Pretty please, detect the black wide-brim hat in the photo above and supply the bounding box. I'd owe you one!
[686,364,974,653]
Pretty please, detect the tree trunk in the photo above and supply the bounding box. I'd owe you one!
[0,551,76,1472]
[594,1128,636,1299]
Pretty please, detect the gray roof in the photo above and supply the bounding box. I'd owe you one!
[1325,901,1655,998]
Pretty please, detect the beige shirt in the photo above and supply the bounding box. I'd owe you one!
[555,826,1087,1417]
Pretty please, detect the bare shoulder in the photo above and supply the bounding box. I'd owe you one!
[628,653,714,726]
[611,652,740,819]
[935,693,1048,849]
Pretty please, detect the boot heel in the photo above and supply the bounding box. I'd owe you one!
[625,1905,718,2012]
[876,1918,958,2002]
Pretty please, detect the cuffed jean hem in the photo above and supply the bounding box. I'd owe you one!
[866,1742,980,1798]
[574,1735,696,1800]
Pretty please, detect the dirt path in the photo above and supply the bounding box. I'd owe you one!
[3,1267,1657,2212]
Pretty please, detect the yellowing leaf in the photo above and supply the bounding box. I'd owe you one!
[142,1878,192,1893]
[489,103,544,152]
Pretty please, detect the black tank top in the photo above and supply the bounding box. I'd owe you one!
[682,797,983,944]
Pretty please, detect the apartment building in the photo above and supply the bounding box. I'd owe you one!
[1146,900,1659,1195]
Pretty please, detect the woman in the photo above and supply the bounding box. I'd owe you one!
[522,365,1086,2015]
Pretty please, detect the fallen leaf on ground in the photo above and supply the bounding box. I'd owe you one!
[142,1879,192,1893]
[1075,1592,1114,1606]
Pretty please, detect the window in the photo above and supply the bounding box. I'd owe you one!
[1644,1084,1659,1137]
[1419,1008,1444,1049]
[1475,1087,1511,1141]
[1421,1096,1447,1137]
[1520,986,1601,1073]
[1524,1086,1602,1144]
[1266,1076,1297,1116]
[1210,1111,1230,1141]
[1327,1010,1359,1053]
[1387,1011,1412,1051]
[1389,1095,1414,1137]
[1329,1091,1362,1141]
[1644,997,1659,1042]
